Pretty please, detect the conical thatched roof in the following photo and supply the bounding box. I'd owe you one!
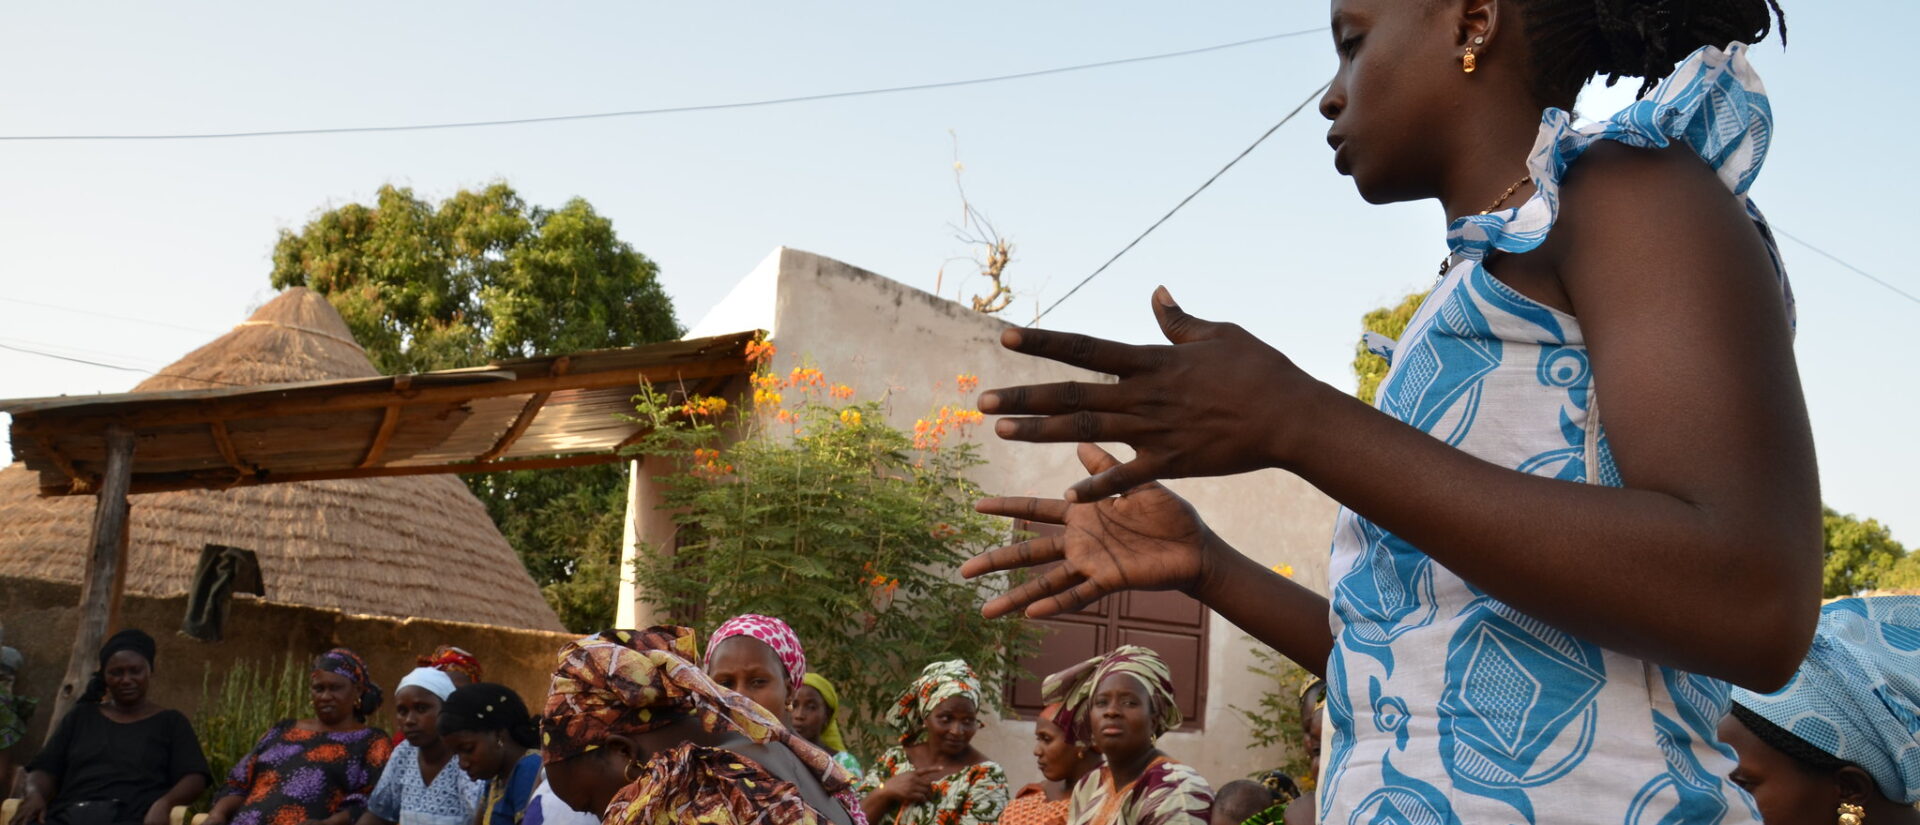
[0,288,564,631]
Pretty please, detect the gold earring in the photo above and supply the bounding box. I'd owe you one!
[1838,803,1865,825]
[1462,47,1478,73]
[626,760,644,782]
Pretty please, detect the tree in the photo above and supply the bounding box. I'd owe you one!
[1351,291,1429,405]
[628,358,1037,755]
[1822,506,1911,597]
[269,183,681,630]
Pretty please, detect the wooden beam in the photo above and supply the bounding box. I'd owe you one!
[358,405,402,469]
[35,437,94,494]
[11,358,751,440]
[47,426,135,735]
[209,420,252,479]
[38,451,634,497]
[476,392,551,463]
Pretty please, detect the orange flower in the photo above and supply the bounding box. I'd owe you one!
[830,383,855,400]
[753,388,783,408]
[682,395,728,418]
[839,408,862,427]
[955,373,980,394]
[744,339,777,366]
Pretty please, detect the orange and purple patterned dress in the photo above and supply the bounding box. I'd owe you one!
[218,719,393,825]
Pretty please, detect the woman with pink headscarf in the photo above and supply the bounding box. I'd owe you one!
[702,614,809,727]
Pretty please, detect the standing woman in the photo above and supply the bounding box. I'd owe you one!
[537,627,863,825]
[1049,647,1210,825]
[1718,596,1920,825]
[358,669,480,825]
[855,660,1009,825]
[436,684,542,825]
[206,648,392,825]
[1000,699,1101,825]
[792,673,863,777]
[966,1,1816,821]
[11,630,210,825]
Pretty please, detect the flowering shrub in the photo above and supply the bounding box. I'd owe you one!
[626,346,1035,756]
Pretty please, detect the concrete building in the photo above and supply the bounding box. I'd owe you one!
[660,247,1342,786]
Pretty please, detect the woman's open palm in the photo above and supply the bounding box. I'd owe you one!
[963,444,1216,618]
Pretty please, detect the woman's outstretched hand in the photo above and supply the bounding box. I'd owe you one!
[962,443,1219,618]
[978,286,1324,503]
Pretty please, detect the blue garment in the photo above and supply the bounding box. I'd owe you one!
[366,741,483,825]
[1322,43,1787,825]
[484,752,542,825]
[1733,596,1920,804]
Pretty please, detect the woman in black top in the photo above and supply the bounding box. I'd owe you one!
[11,630,210,825]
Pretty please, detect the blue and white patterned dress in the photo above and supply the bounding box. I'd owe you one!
[365,741,484,825]
[1321,43,1790,825]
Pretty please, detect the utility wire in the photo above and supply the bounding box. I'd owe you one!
[0,340,249,388]
[1031,80,1330,325]
[0,295,223,335]
[1,27,1328,142]
[1774,228,1919,306]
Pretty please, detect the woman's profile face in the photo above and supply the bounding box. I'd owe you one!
[1032,718,1083,782]
[444,729,508,780]
[1321,0,1468,204]
[1717,714,1838,824]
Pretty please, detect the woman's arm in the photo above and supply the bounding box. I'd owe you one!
[978,144,1820,691]
[203,795,243,825]
[142,774,209,825]
[9,771,57,825]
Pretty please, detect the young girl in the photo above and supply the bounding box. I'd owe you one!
[964,1,1819,822]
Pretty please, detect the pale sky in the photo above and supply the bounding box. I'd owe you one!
[1,3,1911,544]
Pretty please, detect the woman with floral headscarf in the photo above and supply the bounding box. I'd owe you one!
[1048,646,1210,825]
[1719,595,1920,825]
[538,627,863,825]
[855,660,1009,825]
[205,648,393,825]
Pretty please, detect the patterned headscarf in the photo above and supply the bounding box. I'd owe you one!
[418,645,483,685]
[1732,596,1920,803]
[706,614,807,697]
[1045,645,1182,739]
[886,659,982,745]
[1041,657,1101,745]
[314,647,383,719]
[1037,701,1079,746]
[802,671,850,754]
[543,627,865,825]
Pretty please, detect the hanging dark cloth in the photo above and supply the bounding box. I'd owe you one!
[181,544,263,641]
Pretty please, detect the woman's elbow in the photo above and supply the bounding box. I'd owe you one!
[1725,559,1820,691]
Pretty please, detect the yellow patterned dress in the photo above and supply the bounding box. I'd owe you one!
[855,748,1009,825]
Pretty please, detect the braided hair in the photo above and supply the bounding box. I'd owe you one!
[1508,0,1786,106]
[1729,702,1852,775]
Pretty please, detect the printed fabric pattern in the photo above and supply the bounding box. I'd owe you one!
[854,747,1009,825]
[218,719,394,825]
[1065,757,1213,825]
[1321,43,1787,825]
[365,740,481,825]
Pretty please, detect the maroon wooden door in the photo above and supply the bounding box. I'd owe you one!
[1005,521,1209,730]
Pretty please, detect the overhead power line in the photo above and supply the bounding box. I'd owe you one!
[1,27,1328,142]
[1031,80,1331,325]
[0,340,248,388]
[1774,228,1919,307]
[0,295,224,335]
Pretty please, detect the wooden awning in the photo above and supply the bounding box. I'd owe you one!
[2,332,757,497]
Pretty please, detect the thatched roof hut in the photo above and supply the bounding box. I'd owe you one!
[0,288,564,631]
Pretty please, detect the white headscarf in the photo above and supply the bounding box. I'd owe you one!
[397,666,458,701]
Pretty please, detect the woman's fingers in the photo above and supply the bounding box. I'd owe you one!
[960,533,1064,580]
[999,328,1149,376]
[1028,578,1110,619]
[981,561,1084,619]
[1066,456,1162,503]
[993,411,1145,445]
[974,496,1068,525]
[977,380,1126,416]
[1075,442,1124,474]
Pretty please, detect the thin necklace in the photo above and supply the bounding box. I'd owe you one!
[1437,174,1532,282]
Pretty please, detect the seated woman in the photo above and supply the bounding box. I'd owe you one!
[1001,700,1101,825]
[539,627,862,825]
[855,660,1009,825]
[206,648,393,825]
[437,683,551,825]
[358,668,480,825]
[12,630,209,825]
[1719,595,1920,825]
[792,673,862,777]
[703,614,806,727]
[1047,646,1211,825]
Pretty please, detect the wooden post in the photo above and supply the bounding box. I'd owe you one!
[617,455,677,628]
[46,426,135,735]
